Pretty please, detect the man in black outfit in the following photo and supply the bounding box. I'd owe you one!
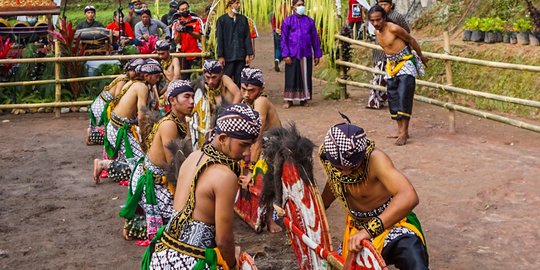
[216,0,253,88]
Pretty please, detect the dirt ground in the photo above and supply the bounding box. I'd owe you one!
[1,33,540,270]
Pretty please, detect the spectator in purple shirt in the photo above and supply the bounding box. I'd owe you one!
[280,0,322,108]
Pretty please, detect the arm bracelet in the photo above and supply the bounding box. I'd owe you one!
[362,216,385,238]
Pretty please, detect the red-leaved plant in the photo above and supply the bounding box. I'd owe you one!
[48,18,86,98]
[0,36,15,77]
[137,35,158,54]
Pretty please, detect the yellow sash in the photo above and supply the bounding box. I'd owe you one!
[386,54,413,77]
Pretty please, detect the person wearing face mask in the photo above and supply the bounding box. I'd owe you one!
[161,0,179,27]
[216,0,254,88]
[280,0,322,109]
[126,0,144,30]
[172,1,202,80]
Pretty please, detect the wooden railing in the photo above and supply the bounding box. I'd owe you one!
[335,33,540,134]
[0,40,210,117]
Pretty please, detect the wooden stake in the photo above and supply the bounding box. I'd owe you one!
[443,31,456,133]
[54,40,61,118]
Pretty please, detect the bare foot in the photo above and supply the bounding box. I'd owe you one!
[93,159,106,184]
[267,219,283,233]
[282,102,292,109]
[395,134,408,146]
[386,134,399,139]
[300,100,309,107]
[86,128,91,145]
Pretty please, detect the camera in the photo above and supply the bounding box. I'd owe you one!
[128,3,134,9]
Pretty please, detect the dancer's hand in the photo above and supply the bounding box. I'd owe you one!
[348,230,371,253]
[238,174,252,189]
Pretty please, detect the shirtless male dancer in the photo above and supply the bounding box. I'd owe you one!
[93,60,163,183]
[369,5,427,145]
[239,67,283,233]
[86,58,145,145]
[143,104,262,270]
[156,40,181,96]
[120,79,194,240]
[190,59,242,149]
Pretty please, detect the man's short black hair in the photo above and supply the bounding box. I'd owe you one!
[178,1,189,7]
[141,9,152,17]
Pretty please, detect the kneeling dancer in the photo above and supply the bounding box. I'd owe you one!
[320,114,428,269]
[120,80,194,240]
[143,104,262,270]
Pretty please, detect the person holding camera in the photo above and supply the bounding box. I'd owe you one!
[126,0,144,30]
[172,1,202,80]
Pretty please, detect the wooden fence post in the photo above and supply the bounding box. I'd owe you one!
[338,39,348,100]
[54,40,61,118]
[443,31,456,133]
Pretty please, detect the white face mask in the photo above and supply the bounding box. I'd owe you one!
[295,6,306,15]
[232,8,239,14]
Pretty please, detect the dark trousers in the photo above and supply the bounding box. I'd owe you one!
[387,74,416,120]
[181,58,195,80]
[382,234,429,270]
[273,31,282,61]
[223,59,246,88]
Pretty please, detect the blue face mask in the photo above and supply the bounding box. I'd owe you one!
[28,18,38,24]
[135,8,144,14]
[232,8,239,14]
[295,6,306,16]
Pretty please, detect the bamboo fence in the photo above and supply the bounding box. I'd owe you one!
[335,32,540,134]
[0,40,210,115]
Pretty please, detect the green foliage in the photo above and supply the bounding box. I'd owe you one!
[122,45,139,55]
[492,17,506,32]
[479,18,493,32]
[464,17,481,31]
[513,18,534,32]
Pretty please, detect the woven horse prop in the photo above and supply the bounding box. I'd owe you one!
[261,124,387,270]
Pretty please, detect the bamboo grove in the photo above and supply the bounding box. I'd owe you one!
[204,0,341,61]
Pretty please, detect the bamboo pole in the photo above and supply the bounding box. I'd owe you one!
[0,52,212,64]
[443,31,456,133]
[335,60,540,109]
[335,34,540,72]
[336,78,540,133]
[0,100,92,110]
[0,69,203,88]
[54,40,61,118]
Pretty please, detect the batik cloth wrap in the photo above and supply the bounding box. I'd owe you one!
[323,123,371,167]
[203,59,223,74]
[284,57,312,101]
[142,144,241,270]
[241,67,264,87]
[384,46,425,79]
[120,157,174,240]
[104,111,143,161]
[189,77,225,150]
[88,75,128,144]
[319,145,427,259]
[211,103,261,141]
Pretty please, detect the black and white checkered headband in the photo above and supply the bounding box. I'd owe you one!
[124,58,145,71]
[324,123,369,167]
[212,104,262,140]
[136,59,163,74]
[155,40,170,51]
[203,59,223,74]
[167,79,193,99]
[241,67,264,87]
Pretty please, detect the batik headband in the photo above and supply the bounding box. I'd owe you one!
[213,104,262,140]
[203,59,223,74]
[241,67,264,87]
[323,113,370,166]
[136,59,163,74]
[167,79,194,99]
[155,40,170,51]
[124,58,145,71]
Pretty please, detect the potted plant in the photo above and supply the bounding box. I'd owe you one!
[481,18,497,43]
[492,17,505,42]
[462,17,475,41]
[503,21,513,43]
[468,17,484,42]
[513,18,533,45]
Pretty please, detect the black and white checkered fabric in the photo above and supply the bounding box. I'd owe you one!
[213,104,262,140]
[241,67,264,87]
[124,58,145,71]
[167,79,193,99]
[202,59,223,74]
[136,59,163,74]
[324,123,369,167]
